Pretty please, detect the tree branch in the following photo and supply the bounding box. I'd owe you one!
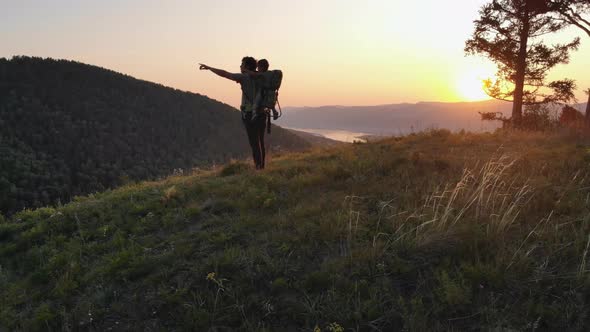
[491,0,518,18]
[570,10,590,27]
[560,8,590,36]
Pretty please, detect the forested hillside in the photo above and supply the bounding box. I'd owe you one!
[0,56,309,215]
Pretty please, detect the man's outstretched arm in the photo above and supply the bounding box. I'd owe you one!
[199,63,240,82]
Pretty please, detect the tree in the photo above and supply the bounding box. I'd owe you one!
[465,0,581,126]
[586,88,590,125]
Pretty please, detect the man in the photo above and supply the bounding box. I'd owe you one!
[199,57,267,169]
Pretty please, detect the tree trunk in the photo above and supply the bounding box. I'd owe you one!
[512,3,531,127]
[586,89,590,127]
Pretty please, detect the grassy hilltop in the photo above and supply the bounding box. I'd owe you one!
[2,130,590,331]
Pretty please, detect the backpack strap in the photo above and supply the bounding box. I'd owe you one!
[275,93,282,118]
[240,79,256,113]
[266,109,271,134]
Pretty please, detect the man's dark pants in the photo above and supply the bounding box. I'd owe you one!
[242,112,267,169]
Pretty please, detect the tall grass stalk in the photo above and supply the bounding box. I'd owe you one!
[413,155,530,237]
[507,211,554,270]
[579,234,590,278]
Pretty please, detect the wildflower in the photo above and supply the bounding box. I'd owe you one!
[313,325,321,332]
[327,322,344,332]
[206,272,216,281]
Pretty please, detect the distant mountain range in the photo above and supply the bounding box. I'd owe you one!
[282,100,588,136]
[0,56,309,215]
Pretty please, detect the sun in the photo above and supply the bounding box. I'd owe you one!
[457,74,489,101]
[456,61,497,102]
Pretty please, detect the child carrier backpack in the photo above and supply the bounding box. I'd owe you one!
[260,70,283,119]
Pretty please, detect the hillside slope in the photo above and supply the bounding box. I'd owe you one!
[0,56,309,215]
[2,130,590,331]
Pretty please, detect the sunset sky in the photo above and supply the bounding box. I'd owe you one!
[2,0,589,108]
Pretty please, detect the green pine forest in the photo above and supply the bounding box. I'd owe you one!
[0,57,309,216]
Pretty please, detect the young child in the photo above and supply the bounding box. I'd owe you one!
[249,59,279,121]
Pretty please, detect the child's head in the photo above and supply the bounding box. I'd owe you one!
[257,59,269,72]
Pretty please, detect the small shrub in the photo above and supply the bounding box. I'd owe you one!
[327,322,344,332]
[304,271,331,293]
[436,270,472,307]
[28,303,58,331]
[398,296,429,331]
[559,105,586,131]
[220,161,250,177]
[521,104,555,131]
[201,199,237,215]
[461,262,504,289]
[321,164,351,181]
[185,205,202,220]
[428,128,452,138]
[162,185,184,204]
[271,277,289,294]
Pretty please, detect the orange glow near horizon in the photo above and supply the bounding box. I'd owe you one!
[1,0,588,108]
[456,71,492,102]
[454,60,497,102]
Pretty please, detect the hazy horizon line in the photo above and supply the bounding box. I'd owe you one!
[4,55,587,110]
